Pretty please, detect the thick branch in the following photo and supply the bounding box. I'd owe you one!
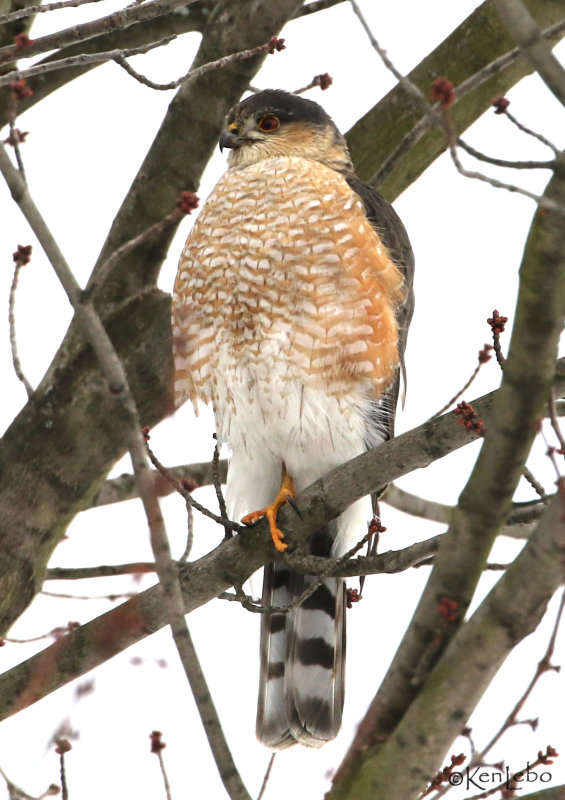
[1,371,565,720]
[346,1,565,197]
[330,156,565,798]
[494,0,565,107]
[328,494,565,798]
[0,0,201,65]
[0,0,302,637]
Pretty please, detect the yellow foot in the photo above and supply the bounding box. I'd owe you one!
[241,472,296,552]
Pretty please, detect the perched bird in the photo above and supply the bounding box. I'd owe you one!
[172,89,414,749]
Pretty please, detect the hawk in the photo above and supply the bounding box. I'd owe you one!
[172,90,414,749]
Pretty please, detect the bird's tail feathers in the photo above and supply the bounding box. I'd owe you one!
[256,548,346,749]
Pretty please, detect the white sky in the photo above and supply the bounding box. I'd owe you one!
[0,1,564,798]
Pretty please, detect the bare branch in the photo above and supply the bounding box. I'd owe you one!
[444,109,564,212]
[502,106,560,154]
[46,562,155,580]
[143,463,251,800]
[368,15,565,192]
[256,754,276,800]
[455,18,565,100]
[331,153,565,797]
[0,0,200,66]
[329,496,565,798]
[431,345,493,418]
[2,367,565,720]
[0,0,103,25]
[457,136,555,169]
[84,194,195,300]
[114,35,286,91]
[297,0,346,16]
[8,246,34,397]
[151,733,173,800]
[472,589,565,764]
[348,0,440,129]
[494,0,565,107]
[350,0,564,212]
[382,484,540,539]
[85,460,228,508]
[0,34,178,90]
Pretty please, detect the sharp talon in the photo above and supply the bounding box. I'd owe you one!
[286,495,302,519]
[241,511,265,527]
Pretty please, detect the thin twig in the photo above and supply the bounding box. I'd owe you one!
[46,562,155,580]
[522,466,547,500]
[150,734,173,800]
[41,589,137,600]
[178,497,194,562]
[7,121,27,181]
[113,36,285,91]
[0,764,57,800]
[8,251,34,397]
[431,346,493,418]
[370,18,565,188]
[212,435,230,538]
[443,108,565,214]
[354,2,565,211]
[457,136,554,170]
[84,200,186,299]
[494,0,565,108]
[293,72,332,94]
[0,0,200,66]
[256,753,276,800]
[0,35,177,91]
[0,0,103,25]
[220,529,389,615]
[145,439,241,532]
[548,388,565,455]
[349,0,441,128]
[55,741,70,800]
[472,589,565,765]
[503,108,560,154]
[0,133,251,800]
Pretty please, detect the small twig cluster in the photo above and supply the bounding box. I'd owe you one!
[432,344,493,419]
[453,402,485,436]
[421,753,466,797]
[487,309,508,368]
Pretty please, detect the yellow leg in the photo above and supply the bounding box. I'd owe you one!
[241,469,296,552]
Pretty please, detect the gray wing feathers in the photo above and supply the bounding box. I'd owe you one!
[346,176,415,441]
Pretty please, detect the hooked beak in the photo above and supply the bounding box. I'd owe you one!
[219,129,241,152]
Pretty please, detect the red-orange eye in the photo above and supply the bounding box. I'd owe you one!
[257,115,280,132]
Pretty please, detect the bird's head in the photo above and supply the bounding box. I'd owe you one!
[219,89,353,174]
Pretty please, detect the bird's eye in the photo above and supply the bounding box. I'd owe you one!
[257,115,280,132]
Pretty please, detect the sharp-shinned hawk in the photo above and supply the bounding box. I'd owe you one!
[172,89,414,749]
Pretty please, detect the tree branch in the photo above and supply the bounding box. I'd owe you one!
[0,0,201,66]
[494,0,565,107]
[0,0,302,637]
[2,368,565,720]
[328,494,565,798]
[346,2,565,198]
[330,154,565,797]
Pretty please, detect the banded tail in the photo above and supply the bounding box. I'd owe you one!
[256,523,346,749]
